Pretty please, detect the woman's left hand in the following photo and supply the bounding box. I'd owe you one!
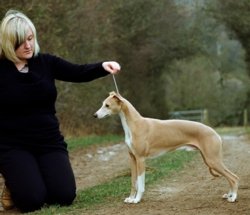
[102,61,121,74]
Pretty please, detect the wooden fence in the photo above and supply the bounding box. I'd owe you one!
[169,109,248,127]
[169,109,209,124]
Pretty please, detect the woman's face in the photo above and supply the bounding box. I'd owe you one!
[15,28,34,61]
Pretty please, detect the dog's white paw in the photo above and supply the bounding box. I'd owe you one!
[222,192,237,202]
[124,196,134,203]
[222,193,228,199]
[124,197,140,204]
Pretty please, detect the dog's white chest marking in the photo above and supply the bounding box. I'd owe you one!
[119,112,133,152]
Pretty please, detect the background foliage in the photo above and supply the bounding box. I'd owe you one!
[1,0,250,136]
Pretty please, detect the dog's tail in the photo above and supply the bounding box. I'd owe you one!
[209,168,221,177]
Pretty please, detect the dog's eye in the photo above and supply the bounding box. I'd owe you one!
[105,104,110,108]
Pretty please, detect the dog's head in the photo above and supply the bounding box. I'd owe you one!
[93,91,124,119]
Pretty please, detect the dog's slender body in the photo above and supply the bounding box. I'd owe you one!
[94,92,239,203]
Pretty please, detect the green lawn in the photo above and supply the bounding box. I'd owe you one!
[30,134,197,215]
[26,127,250,214]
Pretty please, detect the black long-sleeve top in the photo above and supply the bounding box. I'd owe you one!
[0,53,109,151]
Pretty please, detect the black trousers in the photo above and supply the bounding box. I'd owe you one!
[0,148,76,213]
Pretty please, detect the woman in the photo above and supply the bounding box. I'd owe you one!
[0,9,121,213]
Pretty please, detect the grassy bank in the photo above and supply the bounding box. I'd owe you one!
[28,127,250,214]
[32,150,196,215]
[65,134,123,151]
[29,135,197,215]
[77,149,196,205]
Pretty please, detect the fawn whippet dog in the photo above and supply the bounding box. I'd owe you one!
[94,92,239,204]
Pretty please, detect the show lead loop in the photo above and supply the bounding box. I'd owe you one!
[112,74,120,95]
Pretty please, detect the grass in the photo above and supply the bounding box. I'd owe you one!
[78,150,196,204]
[65,134,123,151]
[216,126,250,136]
[30,147,196,214]
[31,151,196,215]
[27,127,249,214]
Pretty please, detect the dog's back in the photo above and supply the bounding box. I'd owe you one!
[137,118,221,154]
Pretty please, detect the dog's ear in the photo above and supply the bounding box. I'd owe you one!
[109,91,123,103]
[109,91,117,96]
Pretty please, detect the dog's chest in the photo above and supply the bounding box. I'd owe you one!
[125,133,133,152]
[119,113,134,153]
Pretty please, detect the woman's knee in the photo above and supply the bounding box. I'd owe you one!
[48,186,76,206]
[59,190,76,206]
[12,186,47,213]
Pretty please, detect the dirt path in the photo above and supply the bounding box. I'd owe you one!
[70,143,130,190]
[74,133,250,215]
[2,132,250,214]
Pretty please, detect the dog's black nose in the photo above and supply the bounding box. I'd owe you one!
[93,113,97,118]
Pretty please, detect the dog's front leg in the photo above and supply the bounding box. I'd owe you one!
[124,152,137,203]
[125,155,145,204]
[133,157,145,203]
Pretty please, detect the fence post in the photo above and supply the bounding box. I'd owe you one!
[243,109,248,127]
[203,109,209,125]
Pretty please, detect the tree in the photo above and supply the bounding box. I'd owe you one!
[211,0,250,111]
[1,0,248,135]
[163,0,249,125]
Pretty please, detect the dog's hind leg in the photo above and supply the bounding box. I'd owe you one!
[198,137,239,202]
[199,151,221,177]
[220,167,239,202]
[205,158,239,202]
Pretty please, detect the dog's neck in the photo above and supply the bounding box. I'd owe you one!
[119,98,142,123]
[118,99,142,151]
[118,98,142,137]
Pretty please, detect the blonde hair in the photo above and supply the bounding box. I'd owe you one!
[0,10,40,63]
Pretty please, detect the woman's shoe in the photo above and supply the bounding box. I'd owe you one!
[1,185,14,210]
